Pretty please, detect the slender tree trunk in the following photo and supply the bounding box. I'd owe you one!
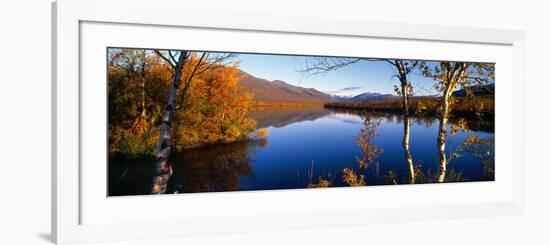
[140,51,147,118]
[401,83,415,184]
[396,61,415,184]
[151,51,188,194]
[141,81,146,117]
[436,63,467,183]
[437,89,451,183]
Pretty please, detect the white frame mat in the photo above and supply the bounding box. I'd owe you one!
[52,0,525,244]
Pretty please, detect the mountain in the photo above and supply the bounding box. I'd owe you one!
[331,95,355,101]
[327,86,398,102]
[330,91,398,102]
[328,86,364,100]
[327,83,495,103]
[452,83,495,97]
[349,92,398,102]
[237,71,334,103]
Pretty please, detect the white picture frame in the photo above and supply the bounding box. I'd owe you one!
[52,0,526,244]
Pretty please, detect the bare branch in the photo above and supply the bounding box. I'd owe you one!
[184,52,207,86]
[194,52,238,76]
[297,57,361,77]
[169,51,178,65]
[154,50,176,69]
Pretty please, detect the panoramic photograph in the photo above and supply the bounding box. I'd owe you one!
[107,48,495,196]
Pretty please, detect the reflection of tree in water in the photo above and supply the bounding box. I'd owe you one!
[327,107,493,133]
[323,111,494,186]
[450,134,495,180]
[413,116,437,128]
[167,140,268,193]
[306,115,384,188]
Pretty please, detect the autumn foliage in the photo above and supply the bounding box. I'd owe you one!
[342,168,366,186]
[354,118,383,169]
[107,49,258,157]
[172,58,256,150]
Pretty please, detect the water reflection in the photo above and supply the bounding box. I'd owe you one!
[325,108,493,133]
[249,107,330,128]
[168,140,267,193]
[109,107,494,196]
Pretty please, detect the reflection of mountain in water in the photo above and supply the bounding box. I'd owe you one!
[250,107,493,132]
[249,107,331,128]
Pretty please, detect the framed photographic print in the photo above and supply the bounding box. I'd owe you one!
[52,0,525,244]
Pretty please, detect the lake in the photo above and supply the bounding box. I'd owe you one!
[108,107,495,196]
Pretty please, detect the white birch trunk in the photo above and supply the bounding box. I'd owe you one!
[402,87,415,184]
[436,63,468,183]
[151,51,188,194]
[436,90,451,183]
[396,61,415,184]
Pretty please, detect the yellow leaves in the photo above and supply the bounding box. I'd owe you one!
[129,115,149,135]
[342,168,366,187]
[172,62,256,149]
[225,126,241,142]
[450,118,470,135]
[458,118,470,132]
[450,124,459,135]
[448,134,494,165]
[415,101,428,114]
[354,118,383,169]
[337,117,380,187]
[307,178,331,188]
[256,128,270,139]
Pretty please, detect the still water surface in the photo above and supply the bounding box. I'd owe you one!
[109,108,494,196]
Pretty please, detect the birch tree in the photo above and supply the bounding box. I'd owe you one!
[300,58,418,183]
[421,61,494,182]
[151,50,189,194]
[150,50,238,194]
[392,60,418,183]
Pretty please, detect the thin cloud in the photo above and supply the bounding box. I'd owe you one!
[341,86,363,91]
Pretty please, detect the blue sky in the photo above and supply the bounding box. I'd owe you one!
[108,48,491,97]
[238,53,440,96]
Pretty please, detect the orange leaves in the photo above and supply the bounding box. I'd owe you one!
[450,118,470,135]
[354,118,383,169]
[342,168,366,186]
[337,116,382,187]
[173,62,256,149]
[108,50,253,156]
[307,178,331,188]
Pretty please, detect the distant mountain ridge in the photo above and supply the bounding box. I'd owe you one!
[349,92,398,102]
[237,71,493,104]
[331,91,399,102]
[332,83,495,102]
[237,70,334,103]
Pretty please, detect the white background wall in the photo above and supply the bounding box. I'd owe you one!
[0,0,548,244]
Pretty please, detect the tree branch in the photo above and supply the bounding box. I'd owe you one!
[154,50,176,69]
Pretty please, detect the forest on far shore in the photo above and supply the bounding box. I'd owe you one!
[324,94,494,121]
